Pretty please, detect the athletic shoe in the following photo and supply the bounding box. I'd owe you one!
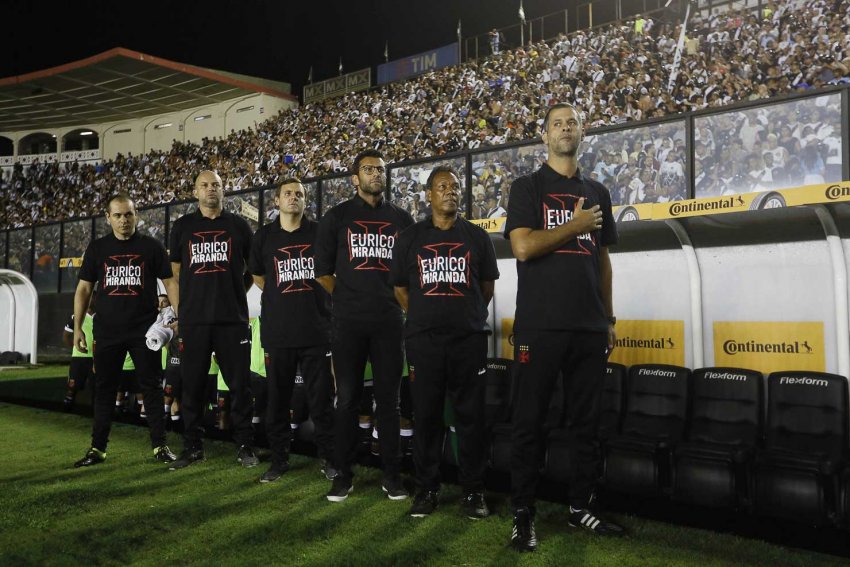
[382,478,409,501]
[320,459,339,480]
[259,462,290,483]
[409,490,438,517]
[510,507,537,552]
[236,445,259,468]
[74,448,106,468]
[462,492,489,519]
[568,507,625,536]
[168,448,205,470]
[153,445,177,463]
[326,476,353,502]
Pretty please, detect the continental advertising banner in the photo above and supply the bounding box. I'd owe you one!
[378,43,459,84]
[303,68,371,104]
[612,181,850,222]
[608,320,685,366]
[499,318,685,366]
[713,321,825,374]
[470,217,506,234]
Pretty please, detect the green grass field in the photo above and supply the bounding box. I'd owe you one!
[0,402,846,567]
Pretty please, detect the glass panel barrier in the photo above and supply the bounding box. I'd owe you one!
[224,191,260,232]
[34,224,61,293]
[694,93,843,198]
[472,144,546,220]
[579,120,688,205]
[8,228,32,277]
[61,219,92,292]
[322,176,355,215]
[137,206,167,246]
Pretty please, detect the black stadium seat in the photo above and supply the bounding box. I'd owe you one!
[602,364,691,495]
[542,363,626,483]
[752,371,848,525]
[672,367,764,509]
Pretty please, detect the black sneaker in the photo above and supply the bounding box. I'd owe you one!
[169,448,205,470]
[462,492,489,519]
[510,507,537,552]
[236,445,259,468]
[74,448,106,468]
[409,490,438,517]
[259,462,290,483]
[326,476,353,502]
[320,459,339,480]
[568,507,625,536]
[382,477,409,501]
[153,445,177,463]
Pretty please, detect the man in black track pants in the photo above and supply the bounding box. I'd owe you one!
[505,103,625,552]
[168,170,259,470]
[391,165,499,519]
[72,193,178,468]
[315,149,414,502]
[249,177,337,483]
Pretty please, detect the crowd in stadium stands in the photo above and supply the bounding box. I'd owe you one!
[1,0,849,229]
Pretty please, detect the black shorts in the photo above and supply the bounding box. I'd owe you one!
[164,367,182,399]
[68,358,94,390]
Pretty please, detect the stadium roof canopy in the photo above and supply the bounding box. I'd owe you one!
[0,47,296,132]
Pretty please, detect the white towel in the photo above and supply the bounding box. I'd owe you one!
[145,306,176,351]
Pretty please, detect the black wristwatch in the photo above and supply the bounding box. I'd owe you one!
[607,316,617,325]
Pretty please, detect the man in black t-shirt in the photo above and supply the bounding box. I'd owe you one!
[249,178,336,483]
[391,166,499,519]
[315,149,414,502]
[505,104,624,551]
[72,194,178,468]
[167,170,258,470]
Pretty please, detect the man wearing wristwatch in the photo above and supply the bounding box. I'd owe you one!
[504,103,624,552]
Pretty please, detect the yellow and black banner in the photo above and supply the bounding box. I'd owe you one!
[471,217,507,234]
[608,320,685,366]
[613,181,850,222]
[59,257,83,268]
[713,321,825,374]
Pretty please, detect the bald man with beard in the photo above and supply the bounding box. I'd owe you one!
[167,170,259,470]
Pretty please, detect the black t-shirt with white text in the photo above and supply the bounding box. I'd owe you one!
[78,231,171,344]
[249,217,331,348]
[504,164,617,333]
[314,194,414,323]
[391,216,499,338]
[169,210,252,326]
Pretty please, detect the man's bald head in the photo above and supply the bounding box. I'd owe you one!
[193,170,224,210]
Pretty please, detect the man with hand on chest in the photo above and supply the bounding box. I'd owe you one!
[73,193,178,468]
[249,178,336,483]
[168,170,258,470]
[391,165,499,519]
[505,103,624,552]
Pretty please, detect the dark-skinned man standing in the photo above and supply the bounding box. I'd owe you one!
[391,165,499,519]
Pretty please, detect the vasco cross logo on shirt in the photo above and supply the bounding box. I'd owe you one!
[417,242,470,297]
[543,193,596,255]
[275,244,314,294]
[103,254,144,296]
[347,221,396,271]
[188,231,231,274]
